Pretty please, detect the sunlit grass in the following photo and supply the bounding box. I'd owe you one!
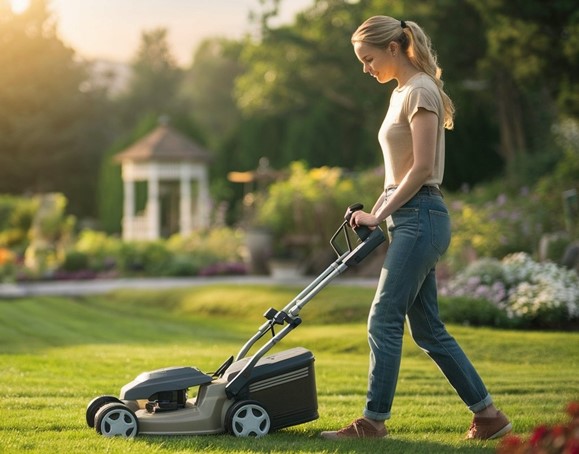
[0,284,577,453]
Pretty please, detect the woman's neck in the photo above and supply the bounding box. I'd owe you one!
[395,60,420,88]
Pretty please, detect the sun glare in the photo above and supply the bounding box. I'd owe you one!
[11,0,30,14]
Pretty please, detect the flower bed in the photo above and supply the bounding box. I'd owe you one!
[440,253,579,329]
[1,227,248,282]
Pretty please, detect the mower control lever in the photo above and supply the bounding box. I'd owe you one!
[264,307,293,325]
[273,310,292,325]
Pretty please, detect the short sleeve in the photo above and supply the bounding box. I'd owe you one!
[404,86,440,123]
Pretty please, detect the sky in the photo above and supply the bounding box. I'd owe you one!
[15,0,314,65]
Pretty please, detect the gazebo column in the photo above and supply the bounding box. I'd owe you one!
[197,168,210,229]
[122,178,135,241]
[179,166,192,235]
[147,165,160,240]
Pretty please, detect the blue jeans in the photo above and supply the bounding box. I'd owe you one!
[363,190,492,421]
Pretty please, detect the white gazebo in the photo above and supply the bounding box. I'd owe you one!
[115,122,212,241]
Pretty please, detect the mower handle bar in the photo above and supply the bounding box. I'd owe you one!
[225,204,386,397]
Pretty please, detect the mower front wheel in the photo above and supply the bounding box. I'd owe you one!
[226,400,271,437]
[94,402,139,438]
[86,395,122,428]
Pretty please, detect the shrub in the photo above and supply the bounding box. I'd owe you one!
[0,195,38,252]
[162,254,204,277]
[254,162,379,270]
[0,247,17,283]
[445,192,547,271]
[116,240,172,275]
[73,230,122,271]
[62,250,90,272]
[255,162,352,247]
[166,228,245,264]
[535,120,579,236]
[439,296,513,328]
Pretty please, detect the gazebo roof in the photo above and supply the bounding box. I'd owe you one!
[114,124,212,163]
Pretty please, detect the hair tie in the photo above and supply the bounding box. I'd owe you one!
[401,20,407,29]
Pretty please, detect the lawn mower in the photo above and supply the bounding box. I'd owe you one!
[85,203,386,438]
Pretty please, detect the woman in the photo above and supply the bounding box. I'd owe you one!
[320,16,512,440]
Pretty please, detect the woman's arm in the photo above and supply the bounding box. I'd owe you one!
[350,108,438,228]
[370,190,387,215]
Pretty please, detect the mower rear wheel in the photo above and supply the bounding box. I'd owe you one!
[94,402,139,438]
[86,395,122,428]
[226,400,271,437]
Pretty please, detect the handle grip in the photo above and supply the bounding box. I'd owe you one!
[344,203,372,241]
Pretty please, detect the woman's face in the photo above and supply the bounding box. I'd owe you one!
[353,41,394,84]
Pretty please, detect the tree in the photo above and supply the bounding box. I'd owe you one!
[468,0,579,162]
[233,0,386,171]
[0,0,111,217]
[180,38,244,150]
[117,28,183,128]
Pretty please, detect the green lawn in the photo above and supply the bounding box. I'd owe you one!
[0,284,577,453]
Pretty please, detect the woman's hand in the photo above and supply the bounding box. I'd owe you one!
[349,210,379,229]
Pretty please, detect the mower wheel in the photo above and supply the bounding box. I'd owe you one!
[94,402,139,438]
[86,395,122,428]
[225,400,271,437]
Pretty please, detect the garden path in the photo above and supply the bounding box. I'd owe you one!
[0,275,377,298]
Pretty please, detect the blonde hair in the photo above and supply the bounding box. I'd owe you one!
[352,16,455,130]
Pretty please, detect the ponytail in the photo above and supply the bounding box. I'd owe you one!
[402,21,455,129]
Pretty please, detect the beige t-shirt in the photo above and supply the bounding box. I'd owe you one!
[378,72,445,188]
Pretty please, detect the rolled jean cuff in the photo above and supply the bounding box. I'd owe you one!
[363,409,390,422]
[468,394,493,413]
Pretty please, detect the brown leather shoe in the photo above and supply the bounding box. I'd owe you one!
[320,418,388,439]
[466,410,512,440]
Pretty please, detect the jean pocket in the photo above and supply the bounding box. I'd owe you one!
[389,208,419,233]
[429,209,451,255]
